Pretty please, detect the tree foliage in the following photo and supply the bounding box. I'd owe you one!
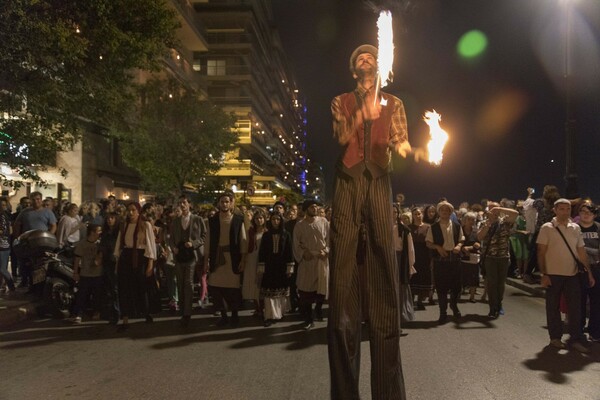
[272,187,304,206]
[0,0,179,186]
[121,78,238,197]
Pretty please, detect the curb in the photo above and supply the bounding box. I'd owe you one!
[505,277,546,298]
[0,302,41,330]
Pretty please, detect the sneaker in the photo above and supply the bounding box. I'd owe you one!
[498,308,505,316]
[522,274,536,284]
[303,322,314,330]
[72,316,82,324]
[549,339,566,349]
[589,335,600,343]
[570,341,591,354]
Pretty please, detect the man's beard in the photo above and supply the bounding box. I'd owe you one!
[355,64,376,81]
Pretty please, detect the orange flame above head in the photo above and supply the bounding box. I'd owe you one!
[376,10,394,106]
[377,10,394,88]
[423,110,449,166]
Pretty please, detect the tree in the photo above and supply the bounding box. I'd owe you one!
[0,0,179,186]
[120,78,238,197]
[272,187,304,206]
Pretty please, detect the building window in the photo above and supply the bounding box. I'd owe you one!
[207,59,226,76]
[192,52,202,72]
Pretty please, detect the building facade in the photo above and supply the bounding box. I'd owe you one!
[2,0,324,208]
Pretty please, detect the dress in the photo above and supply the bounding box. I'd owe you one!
[259,230,293,320]
[408,223,432,295]
[242,230,263,301]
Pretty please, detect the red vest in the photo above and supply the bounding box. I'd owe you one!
[338,91,395,178]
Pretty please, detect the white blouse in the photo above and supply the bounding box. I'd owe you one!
[113,221,157,260]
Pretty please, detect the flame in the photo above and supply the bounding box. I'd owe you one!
[375,10,393,107]
[377,10,394,88]
[423,110,449,165]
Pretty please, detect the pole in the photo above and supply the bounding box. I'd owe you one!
[564,0,578,198]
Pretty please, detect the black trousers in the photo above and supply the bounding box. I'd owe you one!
[117,249,150,319]
[546,274,583,342]
[209,285,242,315]
[433,257,462,314]
[328,171,406,400]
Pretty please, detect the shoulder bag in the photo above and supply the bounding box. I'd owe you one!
[554,226,586,274]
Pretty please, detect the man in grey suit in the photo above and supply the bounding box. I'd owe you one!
[169,195,206,327]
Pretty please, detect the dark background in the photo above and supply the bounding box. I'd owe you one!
[272,0,600,206]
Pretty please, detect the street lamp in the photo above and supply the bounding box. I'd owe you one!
[563,0,578,198]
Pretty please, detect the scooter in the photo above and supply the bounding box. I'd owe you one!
[14,230,76,318]
[42,248,76,318]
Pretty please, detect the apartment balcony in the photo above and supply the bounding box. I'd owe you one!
[205,31,253,51]
[200,64,252,82]
[169,0,208,51]
[215,159,262,177]
[162,50,207,94]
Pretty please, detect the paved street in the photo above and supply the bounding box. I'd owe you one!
[1,285,599,400]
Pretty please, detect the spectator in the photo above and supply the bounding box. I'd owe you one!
[537,198,595,352]
[394,205,415,323]
[169,195,206,328]
[13,191,58,289]
[426,201,464,324]
[204,191,247,328]
[576,202,600,342]
[423,204,438,225]
[478,203,517,318]
[523,185,560,284]
[258,212,294,327]
[72,224,104,323]
[408,207,433,309]
[293,199,329,330]
[114,202,158,331]
[100,211,121,325]
[56,203,84,248]
[243,209,267,318]
[460,211,481,303]
[0,197,15,293]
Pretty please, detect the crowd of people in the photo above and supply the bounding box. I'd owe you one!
[0,185,598,352]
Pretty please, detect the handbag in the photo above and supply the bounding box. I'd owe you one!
[554,226,587,274]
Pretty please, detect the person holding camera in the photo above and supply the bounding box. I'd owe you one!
[169,195,206,328]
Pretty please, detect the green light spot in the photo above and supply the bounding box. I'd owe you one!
[457,30,488,58]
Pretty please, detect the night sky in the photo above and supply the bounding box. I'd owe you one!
[272,0,600,206]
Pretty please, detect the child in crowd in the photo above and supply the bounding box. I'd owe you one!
[72,224,104,323]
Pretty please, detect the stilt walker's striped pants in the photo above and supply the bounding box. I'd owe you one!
[328,170,407,400]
